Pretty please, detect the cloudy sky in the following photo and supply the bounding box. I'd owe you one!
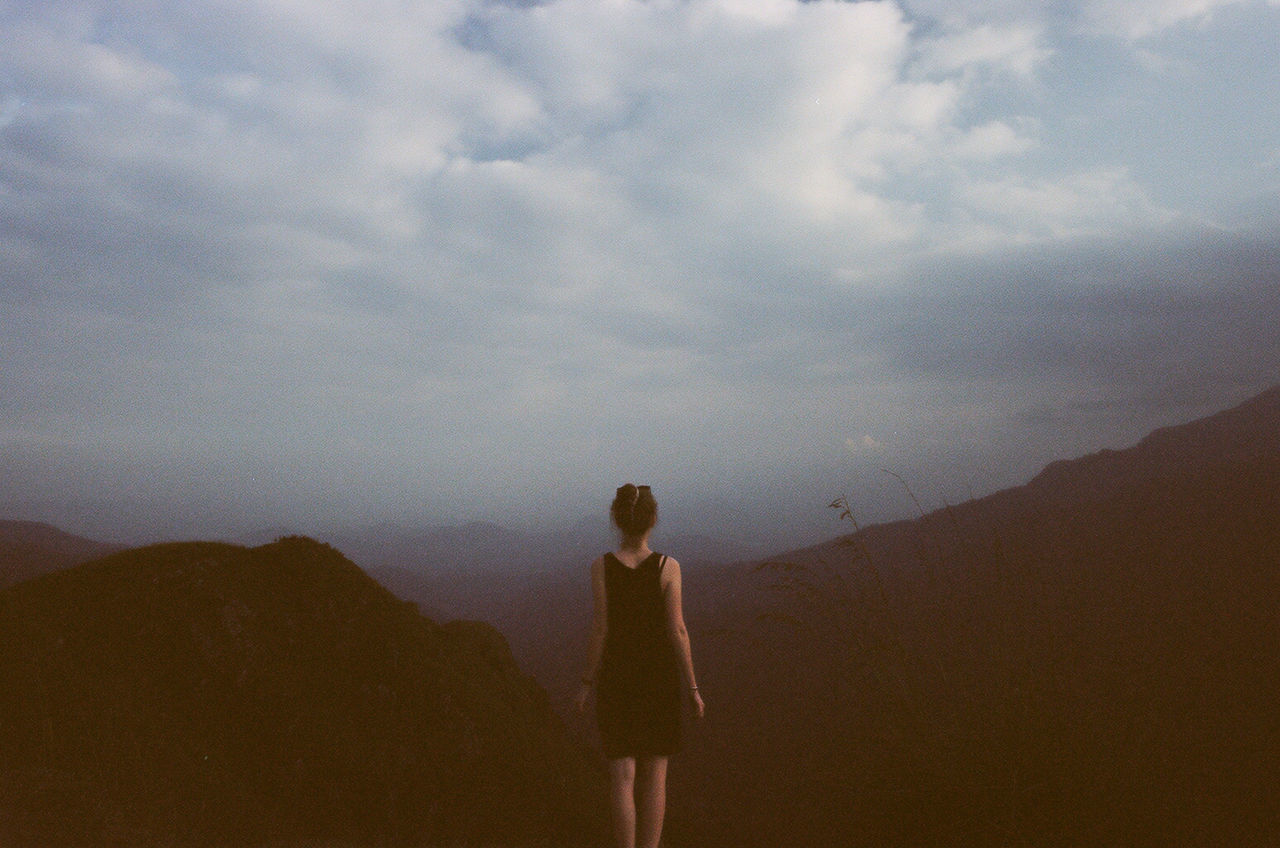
[2,0,1278,545]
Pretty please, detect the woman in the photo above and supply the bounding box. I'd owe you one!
[576,484,705,848]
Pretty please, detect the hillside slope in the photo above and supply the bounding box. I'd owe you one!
[730,384,1280,846]
[0,536,605,847]
[0,520,122,588]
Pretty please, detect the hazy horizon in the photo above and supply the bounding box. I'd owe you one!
[3,0,1278,548]
[4,383,1272,550]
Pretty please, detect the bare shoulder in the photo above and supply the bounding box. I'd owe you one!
[660,555,682,586]
[590,555,605,575]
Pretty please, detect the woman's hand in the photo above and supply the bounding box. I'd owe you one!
[575,682,593,714]
[690,688,705,719]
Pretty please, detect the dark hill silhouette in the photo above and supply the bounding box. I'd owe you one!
[0,520,123,589]
[0,536,605,847]
[720,384,1280,846]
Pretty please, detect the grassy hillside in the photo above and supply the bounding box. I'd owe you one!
[0,536,606,848]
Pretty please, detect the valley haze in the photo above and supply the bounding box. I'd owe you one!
[3,380,1278,554]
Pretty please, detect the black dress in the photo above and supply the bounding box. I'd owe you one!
[595,551,682,758]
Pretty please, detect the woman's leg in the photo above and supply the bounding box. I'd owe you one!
[635,756,669,848]
[608,757,637,848]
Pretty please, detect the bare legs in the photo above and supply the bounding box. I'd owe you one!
[608,756,669,848]
[608,758,636,848]
[635,756,668,848]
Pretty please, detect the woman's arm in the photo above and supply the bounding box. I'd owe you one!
[575,557,608,713]
[661,557,705,718]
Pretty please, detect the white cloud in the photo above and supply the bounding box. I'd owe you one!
[473,0,924,214]
[2,17,176,104]
[1081,0,1261,39]
[900,0,1056,28]
[0,0,1139,323]
[905,0,1275,42]
[2,0,1277,538]
[956,168,1178,243]
[0,0,1260,313]
[918,22,1052,77]
[950,120,1037,160]
[845,434,885,454]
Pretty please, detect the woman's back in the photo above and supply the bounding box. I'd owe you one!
[596,551,682,757]
[603,552,668,645]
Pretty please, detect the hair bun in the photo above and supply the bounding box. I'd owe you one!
[611,483,657,539]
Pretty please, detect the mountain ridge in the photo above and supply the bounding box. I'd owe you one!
[0,535,605,847]
[693,382,1280,846]
[763,382,1280,572]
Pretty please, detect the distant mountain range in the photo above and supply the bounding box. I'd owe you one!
[0,520,122,589]
[3,384,1277,846]
[0,536,605,847]
[327,517,763,578]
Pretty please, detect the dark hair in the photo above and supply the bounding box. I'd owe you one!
[611,483,658,540]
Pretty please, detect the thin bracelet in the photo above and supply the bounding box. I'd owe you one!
[690,685,699,692]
